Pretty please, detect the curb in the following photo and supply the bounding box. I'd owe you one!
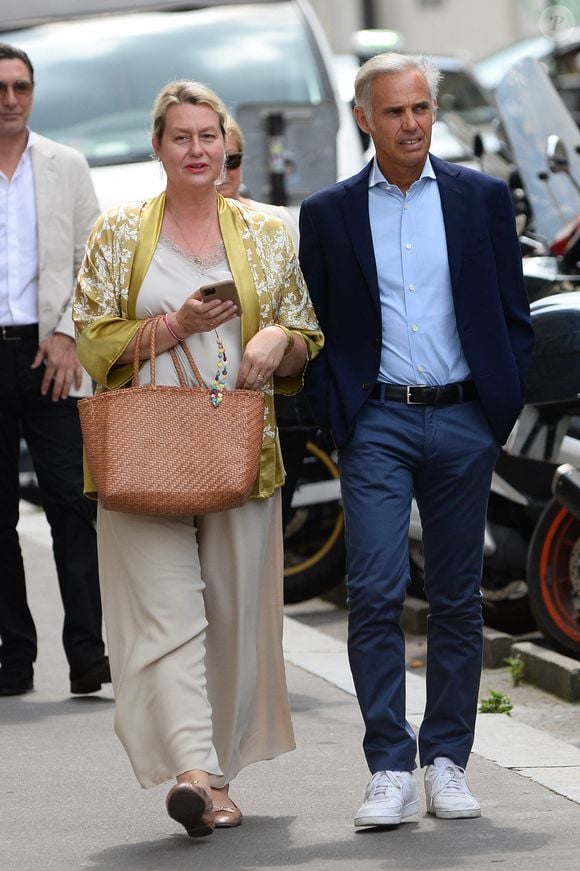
[403,595,580,701]
[511,640,580,702]
[325,588,580,700]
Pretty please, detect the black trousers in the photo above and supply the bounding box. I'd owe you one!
[0,336,104,678]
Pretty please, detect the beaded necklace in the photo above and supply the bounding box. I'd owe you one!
[210,335,227,407]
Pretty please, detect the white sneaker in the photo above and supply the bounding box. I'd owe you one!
[354,770,418,827]
[424,757,481,819]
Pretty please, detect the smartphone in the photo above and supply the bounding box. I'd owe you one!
[199,279,242,314]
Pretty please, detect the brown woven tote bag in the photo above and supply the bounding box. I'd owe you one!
[78,317,265,516]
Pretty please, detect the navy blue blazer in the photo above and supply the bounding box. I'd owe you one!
[299,155,534,447]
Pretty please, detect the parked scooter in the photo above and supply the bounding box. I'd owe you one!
[409,289,580,657]
[406,60,580,656]
[285,296,580,660]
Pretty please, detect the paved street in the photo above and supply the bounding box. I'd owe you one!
[1,504,579,870]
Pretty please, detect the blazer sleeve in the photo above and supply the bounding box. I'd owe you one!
[54,150,100,339]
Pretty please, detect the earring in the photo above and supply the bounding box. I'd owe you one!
[215,162,227,186]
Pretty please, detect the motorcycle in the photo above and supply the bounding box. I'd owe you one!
[410,288,580,657]
[524,457,580,658]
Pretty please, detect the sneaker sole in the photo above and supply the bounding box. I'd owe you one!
[427,804,481,820]
[355,799,419,827]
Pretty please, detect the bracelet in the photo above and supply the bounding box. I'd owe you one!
[275,325,295,357]
[163,312,184,342]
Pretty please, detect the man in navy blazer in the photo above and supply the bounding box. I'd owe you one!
[299,53,533,827]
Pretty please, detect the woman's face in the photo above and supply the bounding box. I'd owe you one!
[216,132,243,200]
[153,102,225,193]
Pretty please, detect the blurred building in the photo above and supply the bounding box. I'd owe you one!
[310,0,575,61]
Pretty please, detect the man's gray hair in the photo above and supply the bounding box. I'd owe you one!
[354,52,443,118]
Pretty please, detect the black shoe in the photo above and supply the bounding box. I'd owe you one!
[0,669,34,696]
[70,657,111,695]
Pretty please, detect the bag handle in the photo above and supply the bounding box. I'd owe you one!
[132,315,208,389]
[170,340,206,388]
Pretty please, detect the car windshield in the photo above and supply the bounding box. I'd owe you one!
[437,70,496,125]
[2,3,330,166]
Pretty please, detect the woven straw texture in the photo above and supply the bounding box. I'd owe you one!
[78,317,265,516]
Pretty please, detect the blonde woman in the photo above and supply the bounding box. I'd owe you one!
[74,80,323,839]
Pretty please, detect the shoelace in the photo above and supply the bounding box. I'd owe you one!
[429,764,468,798]
[366,771,406,801]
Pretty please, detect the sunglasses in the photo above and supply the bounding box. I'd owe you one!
[225,152,243,170]
[0,80,33,98]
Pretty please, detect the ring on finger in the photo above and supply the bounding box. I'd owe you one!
[256,373,264,381]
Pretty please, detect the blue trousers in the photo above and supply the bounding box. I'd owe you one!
[339,397,500,773]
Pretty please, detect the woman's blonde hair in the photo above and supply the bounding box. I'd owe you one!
[152,79,228,143]
[225,115,245,152]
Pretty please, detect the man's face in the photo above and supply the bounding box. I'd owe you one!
[354,69,436,181]
[0,58,34,140]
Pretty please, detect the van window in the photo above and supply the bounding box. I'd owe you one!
[3,3,332,167]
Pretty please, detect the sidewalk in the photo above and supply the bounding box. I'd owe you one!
[1,504,578,870]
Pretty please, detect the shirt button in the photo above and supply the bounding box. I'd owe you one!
[405,242,412,250]
[404,203,410,210]
[412,324,419,332]
[418,366,425,373]
[408,284,415,291]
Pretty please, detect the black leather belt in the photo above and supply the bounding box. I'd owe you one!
[0,324,39,342]
[369,380,478,405]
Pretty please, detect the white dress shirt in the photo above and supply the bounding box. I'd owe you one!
[0,129,39,326]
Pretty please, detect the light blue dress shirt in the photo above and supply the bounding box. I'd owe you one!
[368,156,471,386]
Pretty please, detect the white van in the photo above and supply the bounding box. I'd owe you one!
[1,0,364,209]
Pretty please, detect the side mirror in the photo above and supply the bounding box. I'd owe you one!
[546,134,570,174]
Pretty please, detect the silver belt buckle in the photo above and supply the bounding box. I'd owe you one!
[0,325,19,342]
[406,385,426,405]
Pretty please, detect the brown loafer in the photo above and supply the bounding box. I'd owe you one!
[166,781,214,838]
[212,800,243,828]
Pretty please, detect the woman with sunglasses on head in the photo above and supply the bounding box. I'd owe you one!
[74,80,323,840]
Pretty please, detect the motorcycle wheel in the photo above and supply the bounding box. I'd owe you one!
[527,498,580,660]
[283,440,346,604]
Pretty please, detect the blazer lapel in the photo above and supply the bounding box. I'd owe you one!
[431,155,467,295]
[30,140,56,269]
[340,163,381,313]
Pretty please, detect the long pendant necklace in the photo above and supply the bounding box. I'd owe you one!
[165,203,228,407]
[165,202,215,267]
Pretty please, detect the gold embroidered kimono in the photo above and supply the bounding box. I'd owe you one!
[74,192,323,500]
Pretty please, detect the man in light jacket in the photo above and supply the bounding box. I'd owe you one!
[0,42,109,696]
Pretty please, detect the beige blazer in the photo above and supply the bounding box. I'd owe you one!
[30,134,100,395]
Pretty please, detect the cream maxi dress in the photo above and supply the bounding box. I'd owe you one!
[97,236,295,788]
